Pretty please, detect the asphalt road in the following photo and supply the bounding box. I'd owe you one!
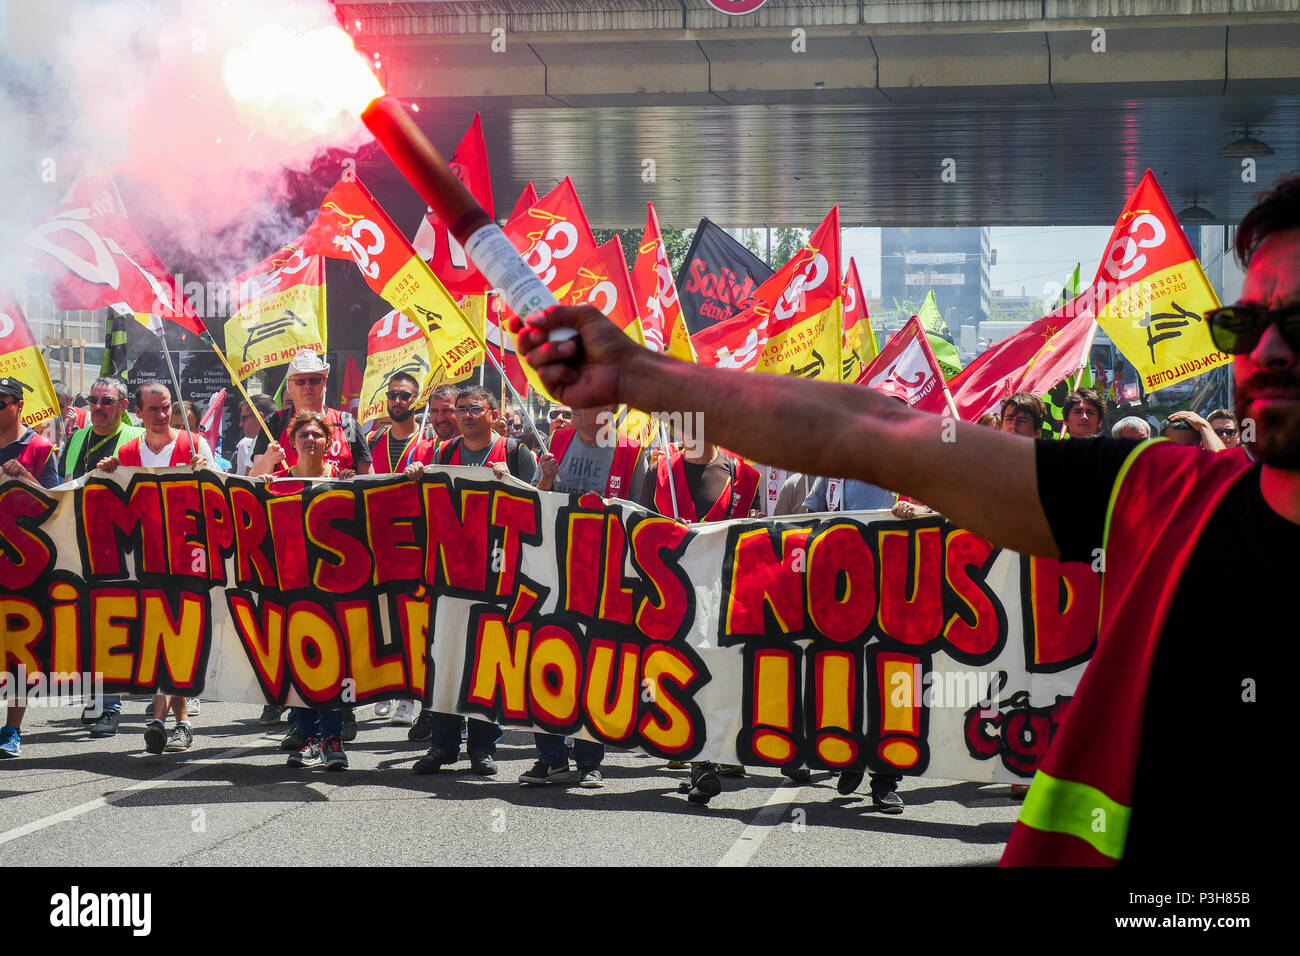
[0,700,1021,866]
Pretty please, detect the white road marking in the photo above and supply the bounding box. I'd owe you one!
[716,783,805,867]
[0,743,261,847]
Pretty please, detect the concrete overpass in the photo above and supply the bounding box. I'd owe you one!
[338,0,1300,227]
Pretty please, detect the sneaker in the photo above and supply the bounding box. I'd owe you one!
[870,789,905,814]
[390,700,416,726]
[687,762,722,805]
[0,726,20,758]
[143,720,167,754]
[408,710,434,741]
[373,700,393,719]
[1009,783,1031,797]
[258,705,287,726]
[666,759,689,770]
[89,710,120,738]
[579,768,604,789]
[412,749,453,775]
[717,763,745,778]
[836,770,864,796]
[781,762,812,784]
[470,753,498,776]
[322,734,348,771]
[520,760,570,785]
[186,698,201,716]
[288,736,323,768]
[164,723,194,753]
[81,702,101,724]
[341,709,358,742]
[280,723,305,752]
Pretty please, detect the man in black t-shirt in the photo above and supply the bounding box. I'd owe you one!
[514,175,1300,867]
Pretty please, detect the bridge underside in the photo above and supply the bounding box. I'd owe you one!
[340,1,1300,227]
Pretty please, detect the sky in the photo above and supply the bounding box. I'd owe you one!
[842,226,1116,304]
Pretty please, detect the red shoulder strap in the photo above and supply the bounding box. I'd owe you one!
[116,437,142,467]
[549,426,576,464]
[606,440,640,499]
[655,448,697,522]
[727,456,760,519]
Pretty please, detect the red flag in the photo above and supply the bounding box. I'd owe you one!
[502,177,596,298]
[21,171,205,336]
[340,355,363,418]
[945,298,1097,420]
[631,202,695,362]
[692,207,840,376]
[412,113,494,296]
[856,316,948,414]
[563,238,641,339]
[199,388,227,452]
[506,183,538,226]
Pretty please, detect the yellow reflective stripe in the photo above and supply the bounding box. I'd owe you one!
[1101,438,1164,557]
[1019,770,1131,860]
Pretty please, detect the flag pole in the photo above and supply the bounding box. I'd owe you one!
[658,420,680,520]
[149,317,199,465]
[483,346,549,455]
[195,331,277,445]
[1059,317,1101,438]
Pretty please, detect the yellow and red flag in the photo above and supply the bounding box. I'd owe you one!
[299,177,484,377]
[840,256,878,381]
[0,291,60,429]
[21,170,205,337]
[413,113,495,297]
[856,315,949,415]
[223,245,327,380]
[692,207,842,382]
[355,309,442,425]
[564,238,644,346]
[499,177,598,399]
[1089,169,1227,392]
[631,202,697,363]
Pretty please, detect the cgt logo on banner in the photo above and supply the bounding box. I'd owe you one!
[0,471,1097,782]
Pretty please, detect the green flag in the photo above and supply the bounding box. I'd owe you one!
[100,308,130,382]
[1055,263,1082,308]
[917,290,963,380]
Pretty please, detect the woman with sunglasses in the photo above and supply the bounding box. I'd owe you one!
[266,410,355,770]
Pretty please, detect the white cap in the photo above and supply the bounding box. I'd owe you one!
[286,349,329,377]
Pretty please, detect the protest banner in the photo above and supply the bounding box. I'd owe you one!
[0,469,1096,783]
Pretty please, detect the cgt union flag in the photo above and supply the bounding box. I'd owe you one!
[356,309,442,425]
[222,245,327,380]
[0,291,60,428]
[299,177,483,378]
[692,207,841,383]
[1089,169,1227,392]
[856,316,949,414]
[840,256,878,382]
[21,170,204,337]
[631,202,696,363]
[412,113,494,297]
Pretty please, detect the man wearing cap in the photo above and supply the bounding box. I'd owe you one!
[249,350,373,477]
[0,377,62,758]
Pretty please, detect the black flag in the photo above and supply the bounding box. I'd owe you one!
[674,218,774,335]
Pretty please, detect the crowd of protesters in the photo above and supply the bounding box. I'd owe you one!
[0,346,1257,810]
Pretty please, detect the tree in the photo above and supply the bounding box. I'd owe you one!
[591,226,697,276]
[772,227,809,268]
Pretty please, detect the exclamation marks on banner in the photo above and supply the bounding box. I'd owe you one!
[868,648,929,774]
[811,648,859,769]
[741,646,798,766]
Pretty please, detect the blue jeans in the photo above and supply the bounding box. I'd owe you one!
[535,733,604,770]
[427,713,500,761]
[88,695,121,715]
[290,707,344,739]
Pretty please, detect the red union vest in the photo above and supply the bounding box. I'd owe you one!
[14,429,56,480]
[116,430,194,467]
[278,407,354,471]
[1001,440,1253,866]
[547,426,641,499]
[655,447,759,522]
[370,426,436,473]
[435,435,509,468]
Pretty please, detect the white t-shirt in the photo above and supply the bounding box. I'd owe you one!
[138,433,215,468]
[234,435,255,475]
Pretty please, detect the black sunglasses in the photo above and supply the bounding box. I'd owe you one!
[1206,305,1300,355]
[1213,427,1239,437]
[88,396,119,406]
[386,390,415,401]
[0,399,16,411]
